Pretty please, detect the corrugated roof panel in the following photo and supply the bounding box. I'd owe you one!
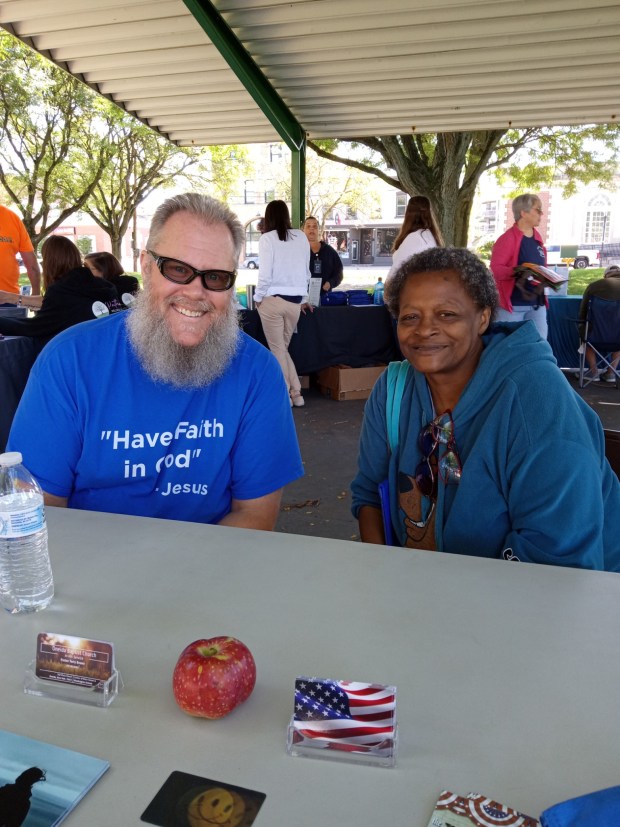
[1,0,619,146]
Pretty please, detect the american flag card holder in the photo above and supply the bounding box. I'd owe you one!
[286,677,398,768]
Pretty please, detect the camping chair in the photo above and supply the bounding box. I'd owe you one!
[604,429,620,480]
[578,296,620,388]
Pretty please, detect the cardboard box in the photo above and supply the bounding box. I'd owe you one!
[298,375,310,390]
[317,364,387,401]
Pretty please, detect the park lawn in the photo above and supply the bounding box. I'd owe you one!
[567,267,604,295]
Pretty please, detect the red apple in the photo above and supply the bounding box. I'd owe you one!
[172,636,256,719]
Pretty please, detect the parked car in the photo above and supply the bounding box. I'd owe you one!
[243,255,259,269]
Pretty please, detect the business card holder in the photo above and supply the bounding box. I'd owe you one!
[23,661,122,707]
[286,676,398,768]
[286,717,398,768]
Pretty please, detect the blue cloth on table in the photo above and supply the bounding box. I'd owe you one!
[540,785,620,827]
[345,289,372,305]
[320,290,347,306]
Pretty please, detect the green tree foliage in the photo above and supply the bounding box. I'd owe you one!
[83,108,202,261]
[0,30,113,245]
[276,148,380,232]
[0,31,248,261]
[75,236,93,256]
[309,126,620,246]
[204,145,252,204]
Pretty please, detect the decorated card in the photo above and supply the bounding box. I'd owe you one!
[291,676,396,760]
[426,790,539,827]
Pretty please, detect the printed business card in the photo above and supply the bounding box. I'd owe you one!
[35,632,114,688]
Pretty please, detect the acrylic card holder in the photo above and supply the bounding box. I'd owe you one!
[23,631,122,707]
[23,662,122,707]
[286,676,398,768]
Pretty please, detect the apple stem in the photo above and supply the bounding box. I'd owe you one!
[197,645,225,659]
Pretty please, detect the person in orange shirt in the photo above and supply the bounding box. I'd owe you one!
[0,205,41,298]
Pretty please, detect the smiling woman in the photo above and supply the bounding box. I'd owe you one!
[351,246,620,571]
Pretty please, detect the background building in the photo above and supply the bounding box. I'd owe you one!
[48,142,619,272]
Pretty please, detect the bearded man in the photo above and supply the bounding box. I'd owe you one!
[8,194,303,530]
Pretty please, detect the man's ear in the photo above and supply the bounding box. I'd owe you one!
[139,249,151,281]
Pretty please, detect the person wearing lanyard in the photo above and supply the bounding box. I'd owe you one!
[302,216,343,295]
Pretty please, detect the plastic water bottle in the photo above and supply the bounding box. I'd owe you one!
[0,452,54,614]
[373,277,384,305]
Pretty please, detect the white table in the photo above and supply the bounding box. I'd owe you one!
[1,508,619,825]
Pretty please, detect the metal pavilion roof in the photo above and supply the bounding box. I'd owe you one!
[1,0,619,148]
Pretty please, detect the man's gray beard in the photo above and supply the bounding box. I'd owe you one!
[127,289,240,388]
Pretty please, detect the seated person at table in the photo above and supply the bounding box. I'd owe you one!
[302,215,343,294]
[9,194,303,530]
[84,251,141,301]
[578,264,620,383]
[0,236,123,339]
[351,247,620,571]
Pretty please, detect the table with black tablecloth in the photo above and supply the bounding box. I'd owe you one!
[242,300,583,374]
[240,305,401,375]
[0,336,45,451]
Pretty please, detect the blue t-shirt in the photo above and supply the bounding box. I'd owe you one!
[510,234,546,307]
[9,313,303,524]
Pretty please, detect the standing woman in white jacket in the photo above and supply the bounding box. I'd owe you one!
[255,200,312,407]
[388,196,443,279]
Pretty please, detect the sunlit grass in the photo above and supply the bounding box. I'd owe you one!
[18,266,604,298]
[567,268,604,296]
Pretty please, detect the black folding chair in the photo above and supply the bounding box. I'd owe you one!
[604,429,620,480]
[578,296,620,388]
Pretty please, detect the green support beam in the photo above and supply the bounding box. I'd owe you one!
[183,0,306,221]
[291,146,306,228]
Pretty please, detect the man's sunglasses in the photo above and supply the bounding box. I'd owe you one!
[147,250,236,292]
[415,410,462,499]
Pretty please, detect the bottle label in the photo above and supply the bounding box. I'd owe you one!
[0,504,46,538]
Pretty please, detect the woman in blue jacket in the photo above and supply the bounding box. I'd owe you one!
[351,247,620,571]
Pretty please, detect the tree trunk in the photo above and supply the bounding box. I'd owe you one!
[308,130,510,248]
[110,236,123,260]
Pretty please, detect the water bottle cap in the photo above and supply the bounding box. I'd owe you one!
[0,452,23,467]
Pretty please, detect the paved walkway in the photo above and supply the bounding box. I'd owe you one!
[277,377,620,542]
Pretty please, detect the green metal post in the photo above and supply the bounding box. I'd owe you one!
[182,0,307,227]
[182,0,304,151]
[291,140,306,228]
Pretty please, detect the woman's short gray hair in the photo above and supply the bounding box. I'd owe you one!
[147,193,245,261]
[511,193,540,222]
[384,247,499,319]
